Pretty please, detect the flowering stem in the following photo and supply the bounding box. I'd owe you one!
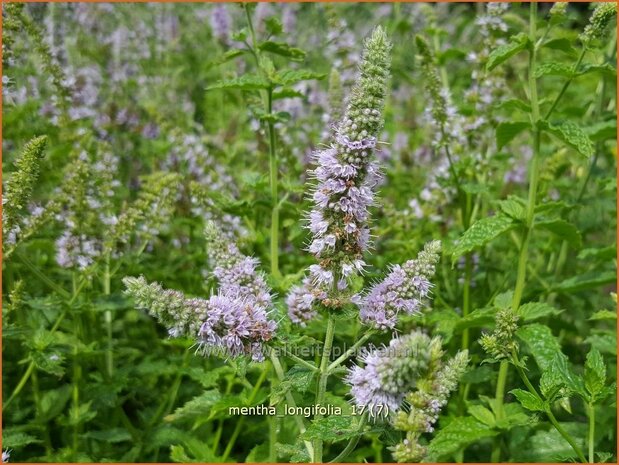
[494,5,543,461]
[314,313,337,462]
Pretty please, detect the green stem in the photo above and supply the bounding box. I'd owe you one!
[513,355,587,463]
[314,314,336,462]
[327,331,374,372]
[588,402,595,463]
[328,414,367,463]
[281,347,318,372]
[268,88,280,278]
[270,352,315,458]
[221,367,269,462]
[104,258,113,378]
[544,48,587,120]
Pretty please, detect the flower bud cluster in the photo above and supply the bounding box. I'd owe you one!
[123,276,276,362]
[392,350,469,462]
[346,331,443,417]
[359,241,441,330]
[580,3,617,46]
[479,307,519,360]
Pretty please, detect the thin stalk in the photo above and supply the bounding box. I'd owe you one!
[281,347,318,372]
[328,414,367,463]
[544,48,587,120]
[327,331,374,372]
[221,366,269,462]
[103,257,113,378]
[270,352,315,458]
[588,402,595,463]
[313,314,336,462]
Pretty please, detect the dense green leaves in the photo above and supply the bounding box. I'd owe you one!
[539,120,595,158]
[496,121,530,149]
[487,33,531,71]
[451,214,516,264]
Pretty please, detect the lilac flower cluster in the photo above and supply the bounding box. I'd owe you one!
[204,221,272,308]
[359,241,441,330]
[123,276,276,362]
[306,27,391,295]
[210,4,231,44]
[346,331,443,417]
[286,277,320,326]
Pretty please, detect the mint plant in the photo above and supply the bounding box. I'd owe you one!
[3,3,616,463]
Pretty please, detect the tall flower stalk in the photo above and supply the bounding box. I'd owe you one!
[304,26,391,463]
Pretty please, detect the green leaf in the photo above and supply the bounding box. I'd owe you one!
[40,385,72,421]
[585,119,617,142]
[468,404,496,426]
[510,389,546,411]
[496,121,531,149]
[577,63,617,77]
[2,430,42,449]
[518,302,563,321]
[427,416,498,460]
[516,324,562,371]
[82,428,132,443]
[534,62,574,78]
[539,120,595,158]
[271,69,326,86]
[272,88,304,100]
[584,348,606,400]
[451,214,516,264]
[258,41,306,61]
[536,219,582,248]
[548,352,587,397]
[496,98,531,113]
[589,309,617,321]
[210,49,247,66]
[265,17,283,36]
[487,33,531,71]
[542,38,577,56]
[207,74,270,91]
[555,271,616,292]
[165,390,221,422]
[498,196,527,220]
[301,416,361,442]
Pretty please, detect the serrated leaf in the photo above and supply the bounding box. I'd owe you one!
[518,302,563,321]
[258,41,306,61]
[468,404,496,426]
[427,416,498,460]
[2,430,42,449]
[542,38,577,56]
[271,69,326,86]
[548,352,587,398]
[496,121,531,149]
[210,49,247,66]
[585,119,617,142]
[584,348,606,400]
[555,271,615,292]
[166,390,221,422]
[207,74,270,91]
[301,415,361,442]
[498,196,527,220]
[487,33,531,71]
[497,98,532,113]
[577,63,617,77]
[589,309,617,320]
[272,88,304,100]
[534,62,574,78]
[510,389,546,411]
[265,17,283,36]
[540,120,595,158]
[40,385,72,421]
[82,428,132,443]
[451,214,515,264]
[516,324,562,371]
[537,219,582,248]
